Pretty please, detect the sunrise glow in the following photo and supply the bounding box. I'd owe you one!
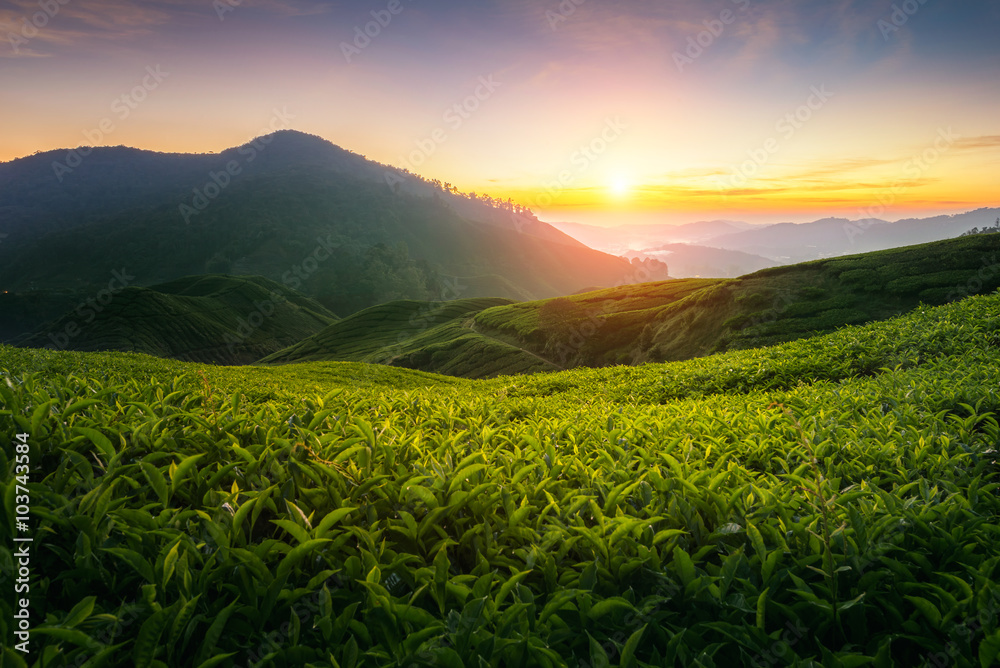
[1,1,998,225]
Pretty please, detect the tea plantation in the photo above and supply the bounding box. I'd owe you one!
[2,292,1000,666]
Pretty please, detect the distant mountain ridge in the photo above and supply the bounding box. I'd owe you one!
[625,244,778,278]
[548,219,758,255]
[705,209,1000,261]
[0,130,586,246]
[553,209,1000,269]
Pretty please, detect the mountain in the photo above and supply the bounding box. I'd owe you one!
[262,232,1000,376]
[550,210,1000,272]
[0,131,666,335]
[548,219,757,255]
[701,209,1000,262]
[14,275,336,365]
[623,244,778,278]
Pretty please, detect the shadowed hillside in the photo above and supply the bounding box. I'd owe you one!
[262,279,716,374]
[14,275,336,365]
[261,297,558,379]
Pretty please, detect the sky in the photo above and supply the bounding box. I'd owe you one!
[1,0,998,226]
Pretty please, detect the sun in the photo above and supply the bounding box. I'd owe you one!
[610,175,631,197]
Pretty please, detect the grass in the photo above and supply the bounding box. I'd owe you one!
[2,290,1000,666]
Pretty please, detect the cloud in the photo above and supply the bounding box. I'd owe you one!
[953,135,1000,151]
[0,0,334,58]
[785,158,900,181]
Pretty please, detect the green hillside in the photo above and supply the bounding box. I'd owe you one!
[261,298,557,379]
[472,278,720,367]
[264,233,1000,377]
[2,292,999,666]
[14,275,336,365]
[478,232,1000,366]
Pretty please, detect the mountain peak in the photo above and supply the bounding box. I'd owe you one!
[246,129,338,150]
[225,129,355,165]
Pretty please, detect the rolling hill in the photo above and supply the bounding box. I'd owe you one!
[478,231,1000,366]
[0,130,666,339]
[13,275,336,365]
[260,297,558,379]
[263,233,1000,376]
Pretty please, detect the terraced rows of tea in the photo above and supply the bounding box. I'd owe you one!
[14,275,336,366]
[3,293,1000,666]
[261,234,1000,379]
[262,298,554,378]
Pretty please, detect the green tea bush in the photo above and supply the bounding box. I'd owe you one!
[2,294,1000,666]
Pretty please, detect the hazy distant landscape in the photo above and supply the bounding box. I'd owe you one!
[2,1,1000,666]
[551,210,1000,276]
